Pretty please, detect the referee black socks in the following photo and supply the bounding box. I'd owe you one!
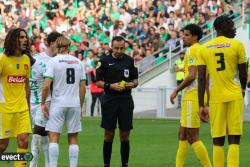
[103,141,113,167]
[121,141,130,167]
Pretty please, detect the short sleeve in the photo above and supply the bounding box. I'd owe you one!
[43,59,54,80]
[237,42,247,64]
[24,55,31,78]
[27,61,31,78]
[187,48,197,66]
[197,46,206,66]
[96,59,105,81]
[40,61,47,75]
[130,60,139,80]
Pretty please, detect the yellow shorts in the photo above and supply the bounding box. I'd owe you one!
[180,100,200,128]
[0,110,32,139]
[210,100,243,138]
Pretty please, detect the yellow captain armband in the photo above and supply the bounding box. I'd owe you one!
[119,80,126,87]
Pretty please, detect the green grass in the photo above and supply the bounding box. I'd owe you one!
[1,118,250,167]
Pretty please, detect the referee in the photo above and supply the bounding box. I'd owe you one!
[96,36,138,167]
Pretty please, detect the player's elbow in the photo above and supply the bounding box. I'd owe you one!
[42,85,50,92]
[189,73,196,81]
[96,81,103,88]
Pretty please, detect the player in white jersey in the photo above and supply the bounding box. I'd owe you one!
[29,32,63,167]
[41,36,86,167]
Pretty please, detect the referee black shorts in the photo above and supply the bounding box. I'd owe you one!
[100,94,134,131]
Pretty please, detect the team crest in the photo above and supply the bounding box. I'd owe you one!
[96,62,101,69]
[189,58,194,64]
[124,69,129,78]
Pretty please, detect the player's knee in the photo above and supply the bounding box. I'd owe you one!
[178,131,187,140]
[17,134,29,148]
[119,131,130,142]
[104,130,115,142]
[213,136,225,146]
[187,135,199,144]
[228,135,241,144]
[186,130,199,144]
[0,142,8,152]
[68,133,78,145]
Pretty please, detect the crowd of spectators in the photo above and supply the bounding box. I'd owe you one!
[0,0,245,73]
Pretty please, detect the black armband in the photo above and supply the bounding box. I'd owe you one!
[104,83,110,89]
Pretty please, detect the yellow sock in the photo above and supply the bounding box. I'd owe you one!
[192,140,212,167]
[213,145,224,167]
[176,140,189,167]
[14,148,28,167]
[227,144,239,167]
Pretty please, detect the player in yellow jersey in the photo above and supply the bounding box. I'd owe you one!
[0,28,33,167]
[198,15,248,167]
[170,24,212,167]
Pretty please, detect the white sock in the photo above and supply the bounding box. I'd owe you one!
[49,143,59,167]
[29,134,42,167]
[69,144,79,167]
[41,136,50,167]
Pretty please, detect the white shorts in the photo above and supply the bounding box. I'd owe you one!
[45,106,82,133]
[30,102,50,128]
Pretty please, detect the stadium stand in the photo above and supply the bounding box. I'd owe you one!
[0,0,245,74]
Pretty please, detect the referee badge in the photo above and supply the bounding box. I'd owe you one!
[124,69,129,78]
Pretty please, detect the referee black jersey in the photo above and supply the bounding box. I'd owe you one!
[96,53,138,96]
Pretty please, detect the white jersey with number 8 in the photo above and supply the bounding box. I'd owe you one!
[44,54,86,107]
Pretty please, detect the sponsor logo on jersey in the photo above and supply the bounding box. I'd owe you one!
[207,43,231,49]
[7,76,26,83]
[59,59,79,64]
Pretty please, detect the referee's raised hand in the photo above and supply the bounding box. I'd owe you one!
[110,83,125,91]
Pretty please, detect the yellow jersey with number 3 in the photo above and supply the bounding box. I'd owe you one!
[182,43,200,101]
[198,36,246,103]
[0,54,30,113]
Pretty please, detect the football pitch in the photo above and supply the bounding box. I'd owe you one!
[1,118,250,167]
